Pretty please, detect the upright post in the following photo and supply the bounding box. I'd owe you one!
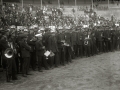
[58,0,60,8]
[41,0,42,9]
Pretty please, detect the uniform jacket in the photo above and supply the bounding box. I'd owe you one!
[83,34,91,46]
[64,32,72,46]
[56,33,65,49]
[103,30,111,41]
[96,31,103,41]
[0,38,17,59]
[91,33,96,45]
[19,40,31,58]
[35,40,45,56]
[76,31,84,45]
[71,31,77,46]
[48,35,58,53]
[0,38,9,51]
[42,32,51,50]
[27,39,36,53]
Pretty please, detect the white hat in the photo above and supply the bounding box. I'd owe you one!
[24,29,28,32]
[39,27,45,31]
[35,33,42,37]
[58,26,63,29]
[10,25,16,29]
[49,26,56,32]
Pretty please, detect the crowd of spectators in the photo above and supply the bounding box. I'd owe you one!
[0,2,119,32]
[0,3,72,30]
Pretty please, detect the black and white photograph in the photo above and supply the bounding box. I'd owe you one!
[0,0,120,90]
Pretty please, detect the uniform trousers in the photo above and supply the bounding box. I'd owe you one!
[17,52,23,73]
[64,46,72,63]
[49,56,54,68]
[91,44,94,56]
[58,48,65,65]
[104,41,109,52]
[117,40,120,50]
[98,41,103,52]
[22,57,30,75]
[48,52,59,67]
[15,53,23,73]
[30,52,37,70]
[0,52,2,68]
[84,45,91,57]
[37,55,49,70]
[54,52,59,67]
[73,45,77,57]
[77,45,84,57]
[4,57,17,81]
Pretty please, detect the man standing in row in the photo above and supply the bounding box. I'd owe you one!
[19,34,31,77]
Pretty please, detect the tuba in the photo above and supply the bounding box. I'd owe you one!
[4,48,14,59]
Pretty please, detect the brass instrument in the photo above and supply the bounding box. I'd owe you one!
[84,35,89,45]
[4,48,14,58]
[84,40,88,45]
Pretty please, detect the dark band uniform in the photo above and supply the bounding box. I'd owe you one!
[19,35,31,77]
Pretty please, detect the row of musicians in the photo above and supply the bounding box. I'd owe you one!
[0,27,120,82]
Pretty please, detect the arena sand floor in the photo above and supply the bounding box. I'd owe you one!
[0,51,120,90]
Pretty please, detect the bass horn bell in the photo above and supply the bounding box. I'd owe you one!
[4,48,14,58]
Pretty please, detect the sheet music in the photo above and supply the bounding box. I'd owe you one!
[44,50,51,57]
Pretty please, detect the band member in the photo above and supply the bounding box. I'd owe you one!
[19,34,31,77]
[104,29,110,52]
[8,34,18,79]
[96,28,103,53]
[27,35,37,71]
[64,29,72,63]
[76,29,84,57]
[0,33,18,82]
[91,31,97,55]
[83,31,91,57]
[71,28,78,58]
[15,34,23,74]
[56,29,65,66]
[0,33,3,68]
[42,28,51,51]
[48,30,59,68]
[35,34,49,72]
[117,30,120,50]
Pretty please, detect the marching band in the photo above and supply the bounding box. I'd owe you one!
[0,3,120,82]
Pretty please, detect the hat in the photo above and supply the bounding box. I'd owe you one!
[58,26,63,30]
[39,27,45,31]
[17,26,23,31]
[45,28,50,32]
[19,34,28,39]
[35,33,42,37]
[10,25,16,29]
[24,29,28,32]
[0,28,8,34]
